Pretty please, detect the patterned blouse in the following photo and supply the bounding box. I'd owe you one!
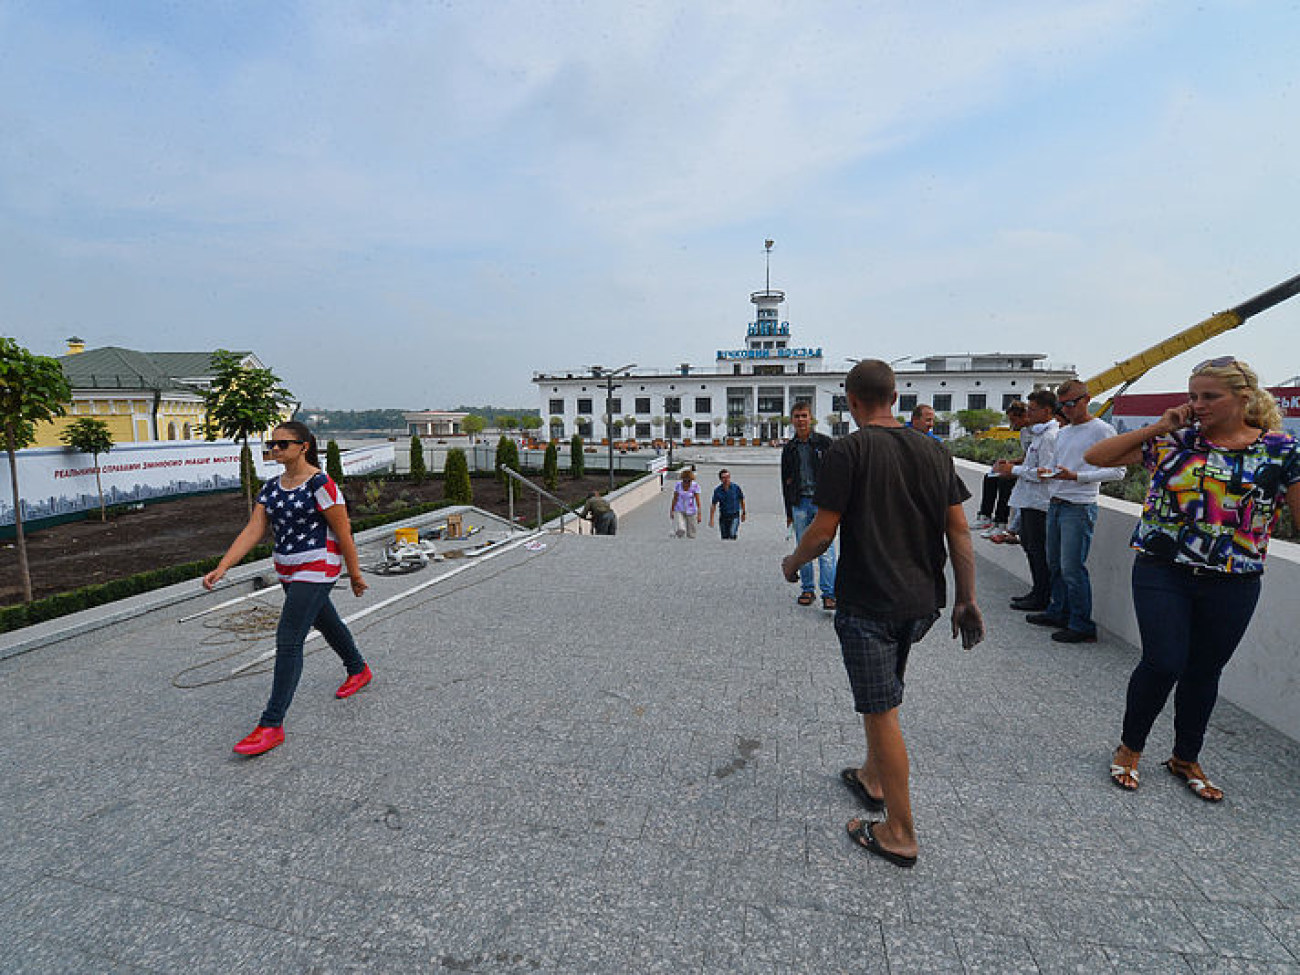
[256,471,346,584]
[1132,427,1300,574]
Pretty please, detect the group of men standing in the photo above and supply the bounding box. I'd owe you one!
[992,379,1123,643]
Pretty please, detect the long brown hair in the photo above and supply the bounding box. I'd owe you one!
[274,420,321,468]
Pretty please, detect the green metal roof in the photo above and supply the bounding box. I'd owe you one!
[57,347,254,394]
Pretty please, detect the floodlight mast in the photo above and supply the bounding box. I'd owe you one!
[592,363,637,494]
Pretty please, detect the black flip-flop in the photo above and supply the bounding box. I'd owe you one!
[840,768,885,812]
[847,819,917,869]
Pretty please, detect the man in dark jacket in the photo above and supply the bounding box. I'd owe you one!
[781,400,837,608]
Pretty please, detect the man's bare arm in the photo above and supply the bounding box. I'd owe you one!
[782,508,840,582]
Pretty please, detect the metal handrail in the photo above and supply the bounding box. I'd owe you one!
[500,465,585,533]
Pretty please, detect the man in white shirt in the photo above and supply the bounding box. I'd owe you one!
[1025,380,1124,643]
[994,389,1059,611]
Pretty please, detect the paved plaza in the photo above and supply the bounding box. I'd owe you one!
[3,461,1299,973]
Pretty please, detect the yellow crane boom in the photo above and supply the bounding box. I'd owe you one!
[1086,272,1300,416]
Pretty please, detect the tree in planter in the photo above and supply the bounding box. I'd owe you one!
[60,417,114,522]
[203,349,293,514]
[498,415,518,435]
[682,417,693,442]
[623,415,637,440]
[712,416,725,441]
[549,416,564,440]
[409,434,427,483]
[462,414,486,443]
[0,338,72,603]
[495,434,519,485]
[611,418,624,440]
[650,415,664,440]
[569,434,585,478]
[824,414,840,436]
[443,447,472,504]
[542,441,559,491]
[326,439,345,483]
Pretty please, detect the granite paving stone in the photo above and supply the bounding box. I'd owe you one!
[3,457,1299,972]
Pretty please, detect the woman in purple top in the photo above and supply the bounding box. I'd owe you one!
[1086,357,1300,801]
[669,468,702,538]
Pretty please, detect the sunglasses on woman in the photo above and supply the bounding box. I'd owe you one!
[1193,356,1246,376]
[266,439,305,450]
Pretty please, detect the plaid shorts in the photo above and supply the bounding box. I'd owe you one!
[834,609,940,714]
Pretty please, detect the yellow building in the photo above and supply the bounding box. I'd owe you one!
[34,339,271,447]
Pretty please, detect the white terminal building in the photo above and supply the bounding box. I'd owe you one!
[533,273,1075,442]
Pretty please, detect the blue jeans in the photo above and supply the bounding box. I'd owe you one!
[719,512,740,540]
[1045,500,1097,635]
[261,582,366,728]
[790,498,836,597]
[1122,556,1260,762]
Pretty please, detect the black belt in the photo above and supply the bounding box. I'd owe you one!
[1136,553,1260,579]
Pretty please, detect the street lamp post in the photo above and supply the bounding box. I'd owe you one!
[592,363,637,493]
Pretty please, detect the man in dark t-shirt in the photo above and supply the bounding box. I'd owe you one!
[782,359,983,869]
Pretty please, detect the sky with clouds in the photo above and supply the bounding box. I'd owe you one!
[2,0,1299,410]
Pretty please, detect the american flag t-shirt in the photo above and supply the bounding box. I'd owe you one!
[256,472,345,584]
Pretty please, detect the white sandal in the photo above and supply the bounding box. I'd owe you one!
[1163,759,1223,802]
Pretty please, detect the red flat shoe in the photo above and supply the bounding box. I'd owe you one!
[233,725,284,756]
[336,664,372,699]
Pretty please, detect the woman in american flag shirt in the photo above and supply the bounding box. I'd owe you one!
[204,422,371,756]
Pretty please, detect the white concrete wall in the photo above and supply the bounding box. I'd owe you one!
[954,457,1300,743]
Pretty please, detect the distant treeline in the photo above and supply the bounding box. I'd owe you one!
[300,406,540,431]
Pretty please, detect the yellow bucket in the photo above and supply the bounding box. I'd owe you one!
[394,527,419,545]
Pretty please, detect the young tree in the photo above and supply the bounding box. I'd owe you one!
[519,414,543,435]
[443,447,472,504]
[203,350,293,514]
[0,338,72,602]
[494,434,519,485]
[569,434,585,478]
[955,408,1004,436]
[409,435,427,483]
[60,417,114,522]
[326,439,345,483]
[462,414,486,443]
[239,443,258,500]
[542,441,559,491]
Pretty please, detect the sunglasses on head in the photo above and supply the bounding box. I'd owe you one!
[266,439,305,450]
[1193,355,1245,376]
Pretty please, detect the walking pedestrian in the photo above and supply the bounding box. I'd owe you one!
[203,422,371,756]
[669,468,702,538]
[781,400,837,608]
[1085,357,1300,801]
[782,360,983,868]
[708,468,747,539]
